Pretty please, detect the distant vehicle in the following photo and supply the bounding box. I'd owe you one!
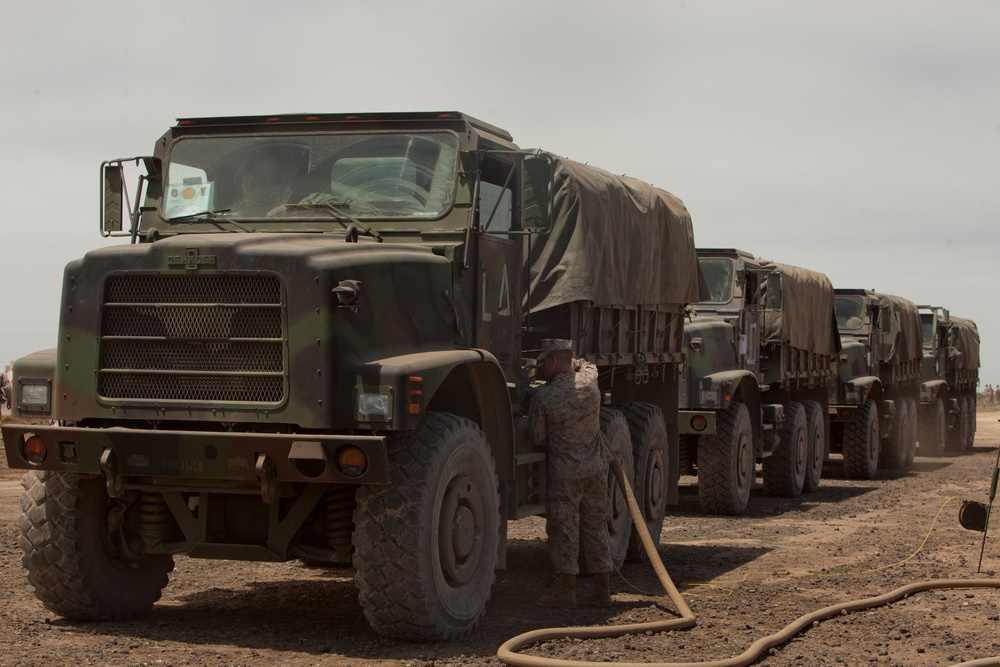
[677,249,839,514]
[828,290,922,478]
[917,307,980,454]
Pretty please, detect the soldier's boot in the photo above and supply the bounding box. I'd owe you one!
[581,571,612,608]
[536,574,577,609]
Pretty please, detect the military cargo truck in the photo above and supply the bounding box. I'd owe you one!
[1,112,703,640]
[677,249,839,515]
[916,307,980,454]
[828,290,922,478]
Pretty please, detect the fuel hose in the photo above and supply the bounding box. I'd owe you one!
[497,458,1000,667]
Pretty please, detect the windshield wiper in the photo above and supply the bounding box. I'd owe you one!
[168,209,256,232]
[276,202,383,242]
[169,208,232,222]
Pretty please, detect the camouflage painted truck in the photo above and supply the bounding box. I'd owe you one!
[828,290,922,478]
[677,249,840,515]
[916,307,980,454]
[1,112,703,640]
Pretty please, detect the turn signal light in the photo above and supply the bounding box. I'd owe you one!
[690,415,708,432]
[336,446,368,478]
[23,434,46,465]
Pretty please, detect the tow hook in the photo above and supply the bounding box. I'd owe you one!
[256,453,279,504]
[100,448,124,498]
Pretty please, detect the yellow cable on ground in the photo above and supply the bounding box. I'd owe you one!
[679,494,962,598]
[497,460,1000,667]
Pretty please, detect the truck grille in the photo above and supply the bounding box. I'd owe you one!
[98,275,286,403]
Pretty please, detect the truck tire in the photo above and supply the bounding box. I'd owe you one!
[964,396,976,449]
[697,401,754,515]
[947,398,969,452]
[763,401,807,497]
[919,398,946,457]
[843,399,879,479]
[801,400,825,493]
[353,412,500,641]
[618,403,669,562]
[879,400,908,470]
[903,398,918,466]
[18,470,173,620]
[599,408,634,570]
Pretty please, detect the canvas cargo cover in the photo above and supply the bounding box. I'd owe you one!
[524,153,703,312]
[948,316,980,369]
[878,293,922,364]
[760,261,839,355]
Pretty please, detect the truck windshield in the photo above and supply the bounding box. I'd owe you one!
[163,132,459,222]
[698,258,734,304]
[920,314,935,345]
[835,296,866,330]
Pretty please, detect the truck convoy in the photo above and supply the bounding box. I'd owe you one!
[677,249,839,515]
[917,307,980,454]
[829,290,923,478]
[1,112,704,641]
[0,111,983,642]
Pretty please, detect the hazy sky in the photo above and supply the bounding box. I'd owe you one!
[1,0,996,384]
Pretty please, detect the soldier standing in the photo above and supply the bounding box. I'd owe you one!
[528,339,613,609]
[0,369,9,412]
[986,384,994,406]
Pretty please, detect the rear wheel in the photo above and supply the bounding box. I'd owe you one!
[618,403,669,562]
[19,471,174,620]
[599,408,634,570]
[698,401,754,515]
[947,397,970,452]
[763,401,807,497]
[962,396,976,452]
[353,412,500,640]
[879,400,908,470]
[903,398,918,466]
[919,398,946,457]
[801,401,826,493]
[964,396,976,450]
[843,399,879,479]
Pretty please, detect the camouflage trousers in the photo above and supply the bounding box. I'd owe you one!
[545,472,613,575]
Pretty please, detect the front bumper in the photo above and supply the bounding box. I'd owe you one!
[2,424,389,487]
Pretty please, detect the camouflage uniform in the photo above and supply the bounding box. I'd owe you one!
[529,356,612,576]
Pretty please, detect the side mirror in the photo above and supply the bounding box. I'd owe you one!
[101,162,125,234]
[520,155,551,231]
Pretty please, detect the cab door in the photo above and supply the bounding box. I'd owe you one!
[475,154,522,380]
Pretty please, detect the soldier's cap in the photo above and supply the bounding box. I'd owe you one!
[537,339,573,361]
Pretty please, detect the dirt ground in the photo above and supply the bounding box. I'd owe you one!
[1,410,999,667]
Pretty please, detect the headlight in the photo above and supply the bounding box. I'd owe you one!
[358,392,391,417]
[19,381,51,412]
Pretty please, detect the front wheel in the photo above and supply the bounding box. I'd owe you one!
[698,401,754,515]
[919,398,946,457]
[19,471,174,620]
[843,399,879,479]
[353,413,500,640]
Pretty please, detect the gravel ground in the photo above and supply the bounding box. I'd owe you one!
[1,409,998,667]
